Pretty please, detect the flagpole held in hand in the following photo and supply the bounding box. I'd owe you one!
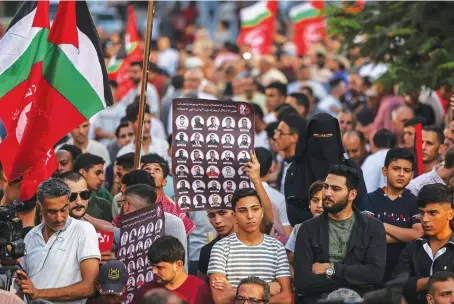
[134,0,155,169]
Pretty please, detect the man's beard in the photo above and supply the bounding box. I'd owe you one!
[153,275,172,286]
[70,205,87,219]
[323,196,349,214]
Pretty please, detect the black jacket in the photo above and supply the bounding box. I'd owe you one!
[391,233,454,304]
[294,209,386,304]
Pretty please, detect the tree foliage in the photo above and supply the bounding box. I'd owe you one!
[327,1,454,92]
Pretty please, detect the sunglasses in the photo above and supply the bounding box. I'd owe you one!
[119,132,134,139]
[69,190,91,202]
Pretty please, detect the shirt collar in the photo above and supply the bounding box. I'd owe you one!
[34,216,73,237]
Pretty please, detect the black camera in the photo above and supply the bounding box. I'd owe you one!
[0,205,26,260]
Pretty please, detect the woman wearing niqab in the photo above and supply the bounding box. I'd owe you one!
[285,113,367,226]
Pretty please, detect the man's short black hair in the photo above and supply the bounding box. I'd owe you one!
[445,146,454,169]
[141,153,169,178]
[115,121,130,138]
[231,188,262,211]
[116,153,135,171]
[404,116,427,127]
[255,148,273,178]
[384,148,414,168]
[329,78,343,90]
[236,276,271,304]
[301,85,314,97]
[58,144,82,163]
[124,183,157,206]
[73,153,105,172]
[148,236,185,266]
[289,93,310,111]
[121,170,156,188]
[251,103,264,120]
[417,183,453,208]
[276,104,297,121]
[327,165,360,191]
[60,171,85,183]
[423,125,444,145]
[126,100,150,123]
[373,128,397,149]
[265,121,279,139]
[171,75,184,90]
[130,61,143,69]
[266,81,287,97]
[428,271,454,295]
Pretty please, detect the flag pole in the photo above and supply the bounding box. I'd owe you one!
[134,0,155,169]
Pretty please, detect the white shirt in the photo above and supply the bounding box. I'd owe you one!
[361,149,389,193]
[263,112,277,124]
[93,102,127,145]
[317,95,342,118]
[262,182,290,227]
[21,217,100,304]
[157,48,179,75]
[119,83,160,117]
[116,137,169,160]
[66,138,111,166]
[151,116,167,140]
[255,131,270,149]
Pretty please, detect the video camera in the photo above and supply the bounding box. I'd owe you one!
[0,204,26,260]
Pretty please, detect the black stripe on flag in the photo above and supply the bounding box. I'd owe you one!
[6,0,38,33]
[75,1,113,108]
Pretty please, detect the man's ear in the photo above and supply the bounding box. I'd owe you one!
[79,168,87,177]
[381,166,387,177]
[348,189,358,202]
[162,178,168,188]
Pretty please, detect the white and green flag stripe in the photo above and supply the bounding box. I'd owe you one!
[240,1,272,28]
[290,3,322,23]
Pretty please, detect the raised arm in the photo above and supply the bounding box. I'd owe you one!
[244,151,274,234]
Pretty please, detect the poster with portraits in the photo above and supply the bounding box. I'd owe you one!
[118,204,165,304]
[172,98,255,211]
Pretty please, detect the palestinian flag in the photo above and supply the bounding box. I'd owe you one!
[107,4,142,101]
[290,1,326,56]
[0,0,113,184]
[237,1,277,55]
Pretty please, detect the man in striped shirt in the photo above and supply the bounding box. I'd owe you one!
[207,188,292,304]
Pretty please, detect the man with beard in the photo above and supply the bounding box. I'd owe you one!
[120,61,160,116]
[223,134,233,146]
[193,117,204,129]
[392,184,454,304]
[175,133,188,145]
[208,182,219,191]
[132,236,213,304]
[239,135,250,147]
[207,134,219,145]
[178,181,190,192]
[294,165,386,303]
[55,144,82,177]
[62,172,112,222]
[361,148,422,281]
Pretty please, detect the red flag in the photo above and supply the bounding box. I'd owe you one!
[20,149,57,201]
[0,0,112,188]
[107,4,142,101]
[343,0,365,13]
[237,1,277,55]
[414,123,424,177]
[290,1,326,56]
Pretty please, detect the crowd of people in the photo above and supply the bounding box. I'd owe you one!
[1,1,454,304]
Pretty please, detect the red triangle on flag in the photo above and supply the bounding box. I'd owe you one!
[47,0,79,48]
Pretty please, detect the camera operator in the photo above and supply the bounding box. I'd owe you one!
[15,178,101,303]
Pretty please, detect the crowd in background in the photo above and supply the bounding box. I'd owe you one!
[1,1,454,304]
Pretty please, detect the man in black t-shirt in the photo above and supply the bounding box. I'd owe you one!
[362,148,422,282]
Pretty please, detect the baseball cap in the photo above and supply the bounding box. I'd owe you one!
[98,260,127,296]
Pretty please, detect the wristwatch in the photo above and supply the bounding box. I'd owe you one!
[325,263,335,279]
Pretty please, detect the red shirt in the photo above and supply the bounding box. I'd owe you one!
[132,275,213,304]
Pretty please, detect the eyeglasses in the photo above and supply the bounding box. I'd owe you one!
[274,129,294,137]
[69,190,91,202]
[234,296,266,304]
[119,132,134,139]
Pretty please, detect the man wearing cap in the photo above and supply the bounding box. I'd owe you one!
[93,260,127,304]
[273,114,306,194]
